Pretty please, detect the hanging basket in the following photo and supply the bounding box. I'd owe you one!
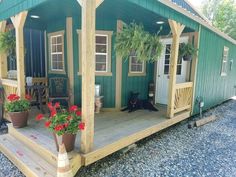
[183,55,193,61]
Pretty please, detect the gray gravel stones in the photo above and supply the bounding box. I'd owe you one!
[0,100,236,177]
[77,100,236,177]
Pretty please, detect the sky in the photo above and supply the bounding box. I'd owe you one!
[188,0,204,9]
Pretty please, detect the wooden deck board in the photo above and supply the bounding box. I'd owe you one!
[1,105,191,174]
[0,134,56,177]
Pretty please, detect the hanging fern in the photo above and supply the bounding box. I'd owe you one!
[0,31,16,58]
[115,22,163,62]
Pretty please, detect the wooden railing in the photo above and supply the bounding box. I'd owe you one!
[1,77,47,101]
[174,82,193,114]
[1,79,18,100]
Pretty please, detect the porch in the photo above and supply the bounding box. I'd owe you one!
[0,106,190,176]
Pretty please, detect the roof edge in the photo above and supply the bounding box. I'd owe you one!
[159,0,236,45]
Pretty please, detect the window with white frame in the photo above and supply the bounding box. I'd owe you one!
[96,35,108,72]
[77,30,113,75]
[49,31,65,73]
[221,46,229,76]
[129,56,145,74]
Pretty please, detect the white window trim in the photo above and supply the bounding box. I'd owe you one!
[221,46,229,77]
[48,30,66,74]
[128,56,146,77]
[77,30,113,76]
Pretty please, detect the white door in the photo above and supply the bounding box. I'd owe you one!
[155,37,189,105]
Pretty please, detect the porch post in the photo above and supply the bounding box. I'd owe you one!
[11,11,28,98]
[66,17,75,105]
[167,20,185,118]
[77,0,102,153]
[115,20,124,110]
[0,21,7,79]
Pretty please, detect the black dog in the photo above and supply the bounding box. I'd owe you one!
[122,92,158,113]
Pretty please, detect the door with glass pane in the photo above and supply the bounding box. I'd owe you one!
[155,37,189,105]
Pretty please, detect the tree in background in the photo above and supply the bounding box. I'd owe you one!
[202,0,236,39]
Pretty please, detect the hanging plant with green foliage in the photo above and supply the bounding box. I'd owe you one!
[179,43,198,61]
[115,23,163,62]
[0,31,16,58]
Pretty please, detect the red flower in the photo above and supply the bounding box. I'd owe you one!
[78,122,85,130]
[7,94,20,102]
[50,109,57,117]
[54,125,64,131]
[45,121,51,128]
[25,94,32,101]
[64,122,69,128]
[76,111,82,116]
[36,114,44,121]
[67,115,72,121]
[54,102,60,108]
[47,102,53,110]
[69,105,78,112]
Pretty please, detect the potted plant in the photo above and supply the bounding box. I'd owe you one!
[5,94,31,128]
[0,31,16,59]
[115,22,163,62]
[179,43,198,61]
[36,102,85,152]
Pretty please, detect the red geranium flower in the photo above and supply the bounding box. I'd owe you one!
[50,109,57,117]
[47,102,53,110]
[67,115,72,121]
[64,122,69,128]
[69,105,78,112]
[25,94,32,101]
[45,121,51,128]
[78,122,85,130]
[36,114,44,121]
[54,102,60,108]
[54,125,64,131]
[7,94,20,102]
[76,111,82,116]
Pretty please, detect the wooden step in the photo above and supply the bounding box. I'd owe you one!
[0,134,56,177]
[8,124,58,166]
[7,124,83,175]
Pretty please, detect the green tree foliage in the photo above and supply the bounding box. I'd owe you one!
[202,0,236,39]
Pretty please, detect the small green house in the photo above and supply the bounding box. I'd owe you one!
[0,0,235,176]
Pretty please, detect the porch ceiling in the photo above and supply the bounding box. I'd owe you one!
[25,0,194,34]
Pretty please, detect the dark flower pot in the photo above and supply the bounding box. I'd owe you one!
[183,55,192,61]
[53,133,76,152]
[8,111,29,128]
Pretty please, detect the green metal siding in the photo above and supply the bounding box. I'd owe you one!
[193,26,236,114]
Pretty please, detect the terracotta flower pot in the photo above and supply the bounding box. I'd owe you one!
[53,133,76,152]
[8,111,29,128]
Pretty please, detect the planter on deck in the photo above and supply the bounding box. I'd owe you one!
[8,111,29,128]
[53,133,77,152]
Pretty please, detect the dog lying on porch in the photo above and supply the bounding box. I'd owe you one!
[121,92,158,113]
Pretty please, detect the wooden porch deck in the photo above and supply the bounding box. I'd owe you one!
[0,105,191,177]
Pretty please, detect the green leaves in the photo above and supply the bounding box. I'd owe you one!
[0,31,16,57]
[115,23,163,62]
[5,99,30,112]
[179,43,198,58]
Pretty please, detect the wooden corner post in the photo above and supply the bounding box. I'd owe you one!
[167,20,185,118]
[11,11,28,98]
[0,21,7,79]
[77,0,103,153]
[115,20,124,110]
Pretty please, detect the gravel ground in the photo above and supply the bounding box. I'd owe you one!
[1,99,236,177]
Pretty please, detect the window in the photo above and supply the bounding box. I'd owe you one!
[96,35,108,72]
[221,46,229,76]
[77,30,113,76]
[164,44,182,75]
[129,56,145,74]
[48,31,65,73]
